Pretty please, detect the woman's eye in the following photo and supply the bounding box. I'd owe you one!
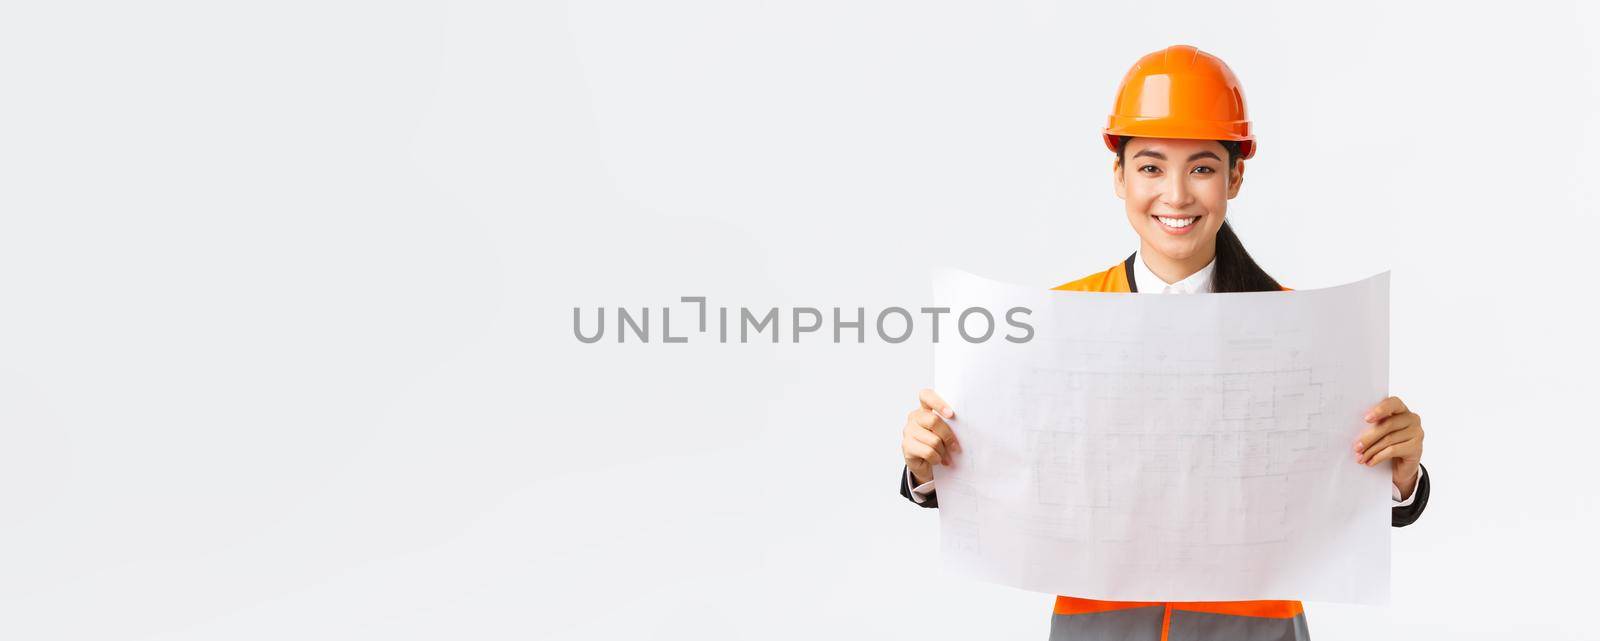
[1192,166,1214,175]
[1138,165,1160,174]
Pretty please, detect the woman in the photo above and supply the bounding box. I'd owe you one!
[897,45,1429,640]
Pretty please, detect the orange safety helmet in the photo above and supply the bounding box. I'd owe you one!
[1103,44,1255,159]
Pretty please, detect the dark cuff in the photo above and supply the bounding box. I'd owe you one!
[899,465,938,508]
[1391,463,1429,527]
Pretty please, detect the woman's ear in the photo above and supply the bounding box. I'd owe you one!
[1226,158,1245,199]
[1113,158,1127,200]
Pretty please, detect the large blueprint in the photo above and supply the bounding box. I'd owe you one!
[932,270,1391,604]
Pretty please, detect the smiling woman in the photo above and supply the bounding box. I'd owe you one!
[895,44,1429,641]
[1116,137,1283,293]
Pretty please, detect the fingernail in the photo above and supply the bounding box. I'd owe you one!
[942,408,953,418]
[1353,442,1363,453]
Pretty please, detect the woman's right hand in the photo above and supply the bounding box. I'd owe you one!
[902,388,961,486]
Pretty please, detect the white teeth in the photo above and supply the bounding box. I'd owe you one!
[1157,216,1196,228]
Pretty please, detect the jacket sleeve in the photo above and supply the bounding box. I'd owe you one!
[1391,464,1430,527]
[899,465,938,508]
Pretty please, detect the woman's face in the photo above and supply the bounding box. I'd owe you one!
[1114,137,1244,264]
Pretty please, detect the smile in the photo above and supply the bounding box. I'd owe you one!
[1154,215,1200,235]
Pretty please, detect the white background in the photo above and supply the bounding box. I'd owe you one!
[1,1,1596,639]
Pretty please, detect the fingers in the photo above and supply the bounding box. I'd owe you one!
[903,437,944,468]
[1354,412,1415,455]
[1362,438,1421,468]
[1354,397,1426,471]
[919,388,955,420]
[1363,396,1409,423]
[903,389,961,473]
[905,408,961,459]
[908,426,950,463]
[903,438,936,487]
[912,409,961,454]
[1359,423,1419,465]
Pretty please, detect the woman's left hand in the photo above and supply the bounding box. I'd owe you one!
[1354,396,1424,499]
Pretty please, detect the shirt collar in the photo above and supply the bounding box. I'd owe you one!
[1133,250,1216,294]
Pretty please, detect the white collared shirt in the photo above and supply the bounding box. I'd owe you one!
[909,250,1423,506]
[1132,250,1215,294]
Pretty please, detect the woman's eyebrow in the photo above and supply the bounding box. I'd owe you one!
[1130,150,1220,162]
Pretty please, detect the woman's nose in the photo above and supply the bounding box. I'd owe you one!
[1162,176,1193,207]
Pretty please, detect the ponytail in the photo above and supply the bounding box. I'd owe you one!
[1114,137,1282,293]
[1212,218,1281,293]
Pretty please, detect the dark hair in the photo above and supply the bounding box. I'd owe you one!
[1113,136,1282,293]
